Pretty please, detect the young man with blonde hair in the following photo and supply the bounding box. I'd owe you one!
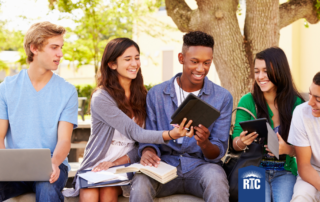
[0,21,78,202]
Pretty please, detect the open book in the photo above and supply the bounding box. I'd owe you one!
[115,162,177,184]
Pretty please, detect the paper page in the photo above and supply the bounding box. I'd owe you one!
[140,162,176,176]
[266,123,279,159]
[79,167,128,184]
[100,166,125,174]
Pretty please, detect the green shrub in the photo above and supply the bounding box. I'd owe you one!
[144,84,154,91]
[75,83,155,115]
[75,84,95,115]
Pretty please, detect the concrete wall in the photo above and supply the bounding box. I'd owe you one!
[279,19,320,93]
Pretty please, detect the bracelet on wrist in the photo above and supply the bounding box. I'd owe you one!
[236,138,248,151]
[168,130,174,140]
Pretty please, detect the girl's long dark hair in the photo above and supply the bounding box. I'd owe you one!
[252,47,304,142]
[94,38,147,127]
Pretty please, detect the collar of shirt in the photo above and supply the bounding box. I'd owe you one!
[163,73,212,105]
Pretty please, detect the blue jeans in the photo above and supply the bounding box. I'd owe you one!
[0,164,68,202]
[265,170,296,202]
[129,163,229,202]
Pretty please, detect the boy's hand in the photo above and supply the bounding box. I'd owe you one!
[140,147,160,167]
[194,124,210,147]
[49,164,60,184]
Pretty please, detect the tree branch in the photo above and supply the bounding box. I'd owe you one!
[280,0,319,29]
[165,0,193,32]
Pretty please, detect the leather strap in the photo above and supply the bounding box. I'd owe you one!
[232,107,256,120]
[229,107,257,135]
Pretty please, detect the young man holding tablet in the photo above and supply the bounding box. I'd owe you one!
[129,31,233,202]
[288,72,320,202]
[0,21,78,202]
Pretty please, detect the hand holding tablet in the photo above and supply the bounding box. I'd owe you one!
[239,118,268,139]
[239,119,280,159]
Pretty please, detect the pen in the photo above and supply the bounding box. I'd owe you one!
[171,124,190,131]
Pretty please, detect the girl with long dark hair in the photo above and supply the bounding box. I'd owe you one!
[232,47,304,202]
[63,38,193,201]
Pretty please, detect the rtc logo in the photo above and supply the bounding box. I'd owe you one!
[242,171,262,190]
[238,166,265,202]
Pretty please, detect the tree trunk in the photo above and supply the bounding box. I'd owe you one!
[165,0,319,109]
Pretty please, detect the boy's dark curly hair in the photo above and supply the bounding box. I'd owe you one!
[182,31,214,52]
[314,72,320,86]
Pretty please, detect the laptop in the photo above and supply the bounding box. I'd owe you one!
[0,149,52,181]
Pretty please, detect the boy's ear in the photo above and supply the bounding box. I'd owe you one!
[108,62,117,70]
[30,44,38,55]
[178,53,184,64]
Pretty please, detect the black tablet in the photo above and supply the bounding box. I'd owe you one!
[239,118,268,139]
[170,93,220,128]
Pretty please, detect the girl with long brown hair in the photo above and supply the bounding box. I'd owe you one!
[232,47,304,202]
[63,38,193,202]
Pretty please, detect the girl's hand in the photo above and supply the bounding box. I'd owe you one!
[240,131,259,146]
[265,133,291,156]
[92,161,114,172]
[277,133,290,155]
[264,145,274,156]
[170,118,194,139]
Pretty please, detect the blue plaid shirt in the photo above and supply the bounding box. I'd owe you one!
[138,73,233,174]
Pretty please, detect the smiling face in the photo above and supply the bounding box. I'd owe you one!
[308,82,320,117]
[109,45,140,83]
[254,59,277,93]
[31,35,64,71]
[179,46,213,91]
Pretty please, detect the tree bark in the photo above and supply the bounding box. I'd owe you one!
[166,0,253,109]
[165,0,319,109]
[280,0,320,29]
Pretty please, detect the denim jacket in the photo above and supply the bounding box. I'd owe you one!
[139,73,233,174]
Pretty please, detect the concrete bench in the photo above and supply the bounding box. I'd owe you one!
[5,193,204,202]
[5,163,204,202]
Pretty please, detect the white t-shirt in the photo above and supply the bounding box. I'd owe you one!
[288,102,320,171]
[174,78,200,144]
[89,125,136,169]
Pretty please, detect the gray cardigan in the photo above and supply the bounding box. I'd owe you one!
[64,89,166,197]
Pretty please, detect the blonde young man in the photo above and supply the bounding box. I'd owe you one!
[288,72,320,202]
[0,22,78,202]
